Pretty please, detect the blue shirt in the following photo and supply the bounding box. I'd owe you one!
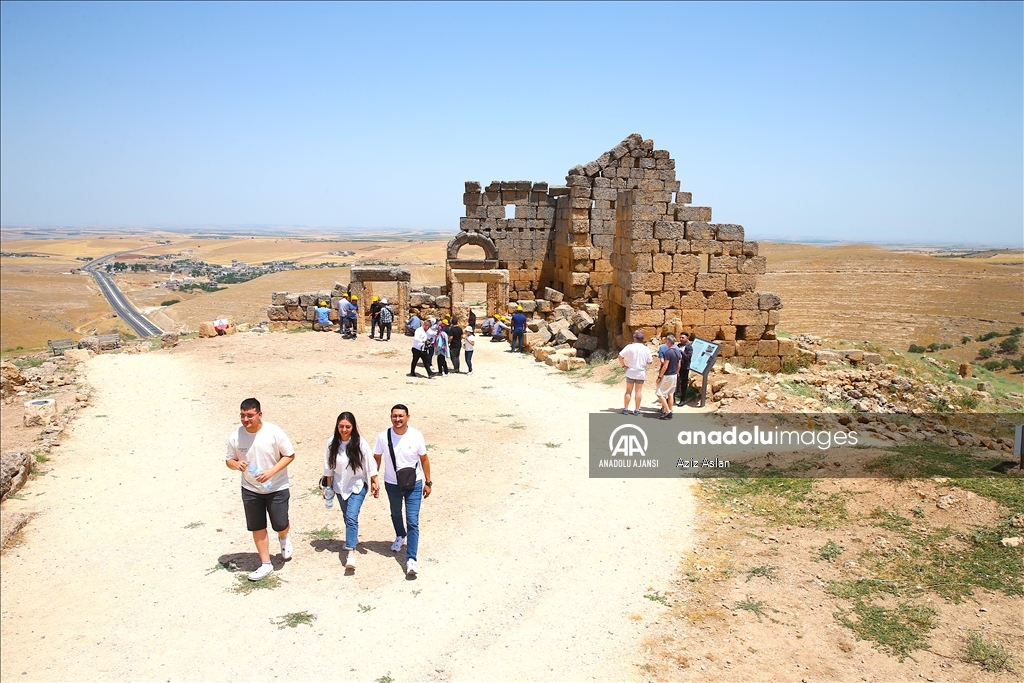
[658,344,683,375]
[511,312,528,331]
[315,306,330,325]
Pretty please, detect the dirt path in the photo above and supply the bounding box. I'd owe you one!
[1,331,695,681]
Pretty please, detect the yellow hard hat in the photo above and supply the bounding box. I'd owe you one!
[516,305,524,311]
[351,295,358,301]
[372,296,379,301]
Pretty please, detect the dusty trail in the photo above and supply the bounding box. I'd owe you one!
[1,331,694,682]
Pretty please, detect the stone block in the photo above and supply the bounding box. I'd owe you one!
[516,299,537,313]
[653,253,673,273]
[199,321,217,338]
[460,217,481,231]
[678,292,707,309]
[651,291,678,308]
[534,347,557,362]
[542,287,564,303]
[632,204,666,221]
[730,292,759,309]
[758,292,783,310]
[626,309,665,326]
[667,254,698,274]
[628,272,663,291]
[653,221,685,239]
[718,325,737,341]
[288,306,305,321]
[675,309,705,326]
[676,206,712,222]
[705,291,732,309]
[571,272,590,286]
[757,340,779,356]
[298,293,316,307]
[553,304,574,321]
[409,292,433,306]
[741,325,766,340]
[704,309,733,325]
[708,255,739,274]
[626,293,652,308]
[574,334,599,352]
[718,341,736,358]
[272,292,288,305]
[715,224,744,241]
[305,306,316,321]
[767,310,781,325]
[435,295,451,309]
[685,222,716,240]
[725,274,757,292]
[739,256,766,275]
[732,310,768,326]
[743,241,759,256]
[558,357,588,371]
[626,222,655,239]
[554,327,578,345]
[690,240,723,254]
[695,273,726,291]
[570,309,595,331]
[524,330,551,350]
[735,341,758,357]
[571,246,591,260]
[722,241,744,256]
[778,340,798,357]
[267,305,289,321]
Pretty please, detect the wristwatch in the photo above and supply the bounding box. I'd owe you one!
[425,480,433,487]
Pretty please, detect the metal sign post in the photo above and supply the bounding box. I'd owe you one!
[689,338,721,408]
[1015,425,1023,470]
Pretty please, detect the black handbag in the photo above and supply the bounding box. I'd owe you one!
[387,428,417,491]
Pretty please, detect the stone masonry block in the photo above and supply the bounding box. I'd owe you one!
[571,272,590,286]
[629,272,664,291]
[735,341,758,357]
[732,310,769,326]
[708,255,739,274]
[672,253,701,273]
[685,222,715,240]
[725,274,757,292]
[695,273,726,291]
[571,247,591,260]
[758,292,783,310]
[651,291,678,308]
[653,221,685,239]
[739,256,766,275]
[626,309,665,326]
[714,224,744,241]
[632,204,665,221]
[741,325,767,340]
[627,293,652,308]
[626,221,655,239]
[272,292,288,305]
[743,241,759,256]
[678,292,707,309]
[674,309,705,326]
[630,239,659,254]
[705,291,732,309]
[653,254,673,273]
[757,340,779,356]
[730,292,759,310]
[704,309,733,325]
[768,310,781,325]
[460,217,481,231]
[676,206,712,222]
[690,239,724,254]
[676,191,693,204]
[664,273,696,290]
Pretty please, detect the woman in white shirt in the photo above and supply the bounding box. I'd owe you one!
[323,411,380,570]
[463,326,475,374]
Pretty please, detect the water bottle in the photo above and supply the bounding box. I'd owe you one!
[324,486,335,509]
[247,463,272,491]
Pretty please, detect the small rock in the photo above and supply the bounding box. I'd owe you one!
[1000,537,1021,548]
[936,495,955,509]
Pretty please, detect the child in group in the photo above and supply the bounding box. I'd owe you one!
[322,411,379,570]
[463,326,475,374]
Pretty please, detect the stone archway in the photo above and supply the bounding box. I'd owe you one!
[448,268,509,320]
[447,232,498,261]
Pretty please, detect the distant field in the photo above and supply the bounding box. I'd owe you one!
[2,232,1022,354]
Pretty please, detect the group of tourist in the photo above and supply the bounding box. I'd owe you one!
[617,331,693,419]
[225,398,431,581]
[409,316,476,378]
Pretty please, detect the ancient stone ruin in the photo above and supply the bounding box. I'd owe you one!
[265,133,795,369]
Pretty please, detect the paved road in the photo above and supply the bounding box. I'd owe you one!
[83,253,163,338]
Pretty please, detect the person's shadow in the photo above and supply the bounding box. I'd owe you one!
[216,552,285,573]
[309,539,408,576]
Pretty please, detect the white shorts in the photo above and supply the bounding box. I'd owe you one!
[656,374,678,397]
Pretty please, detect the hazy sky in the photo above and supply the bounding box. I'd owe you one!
[1,2,1021,245]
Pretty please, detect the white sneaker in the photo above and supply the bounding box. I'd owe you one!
[406,559,418,578]
[280,536,293,561]
[391,536,406,552]
[344,548,356,569]
[248,563,274,581]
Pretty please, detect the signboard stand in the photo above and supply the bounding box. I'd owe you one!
[688,338,721,408]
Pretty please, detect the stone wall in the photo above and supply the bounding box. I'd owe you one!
[451,133,796,365]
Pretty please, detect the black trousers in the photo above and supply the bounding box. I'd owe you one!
[450,344,461,371]
[410,348,434,376]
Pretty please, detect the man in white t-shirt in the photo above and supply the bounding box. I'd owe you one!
[618,331,654,415]
[225,398,296,581]
[373,403,432,579]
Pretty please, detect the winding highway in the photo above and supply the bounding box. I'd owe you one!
[83,253,163,338]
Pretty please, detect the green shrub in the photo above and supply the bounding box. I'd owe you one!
[160,299,180,306]
[978,348,993,359]
[961,336,972,344]
[927,342,941,352]
[908,344,926,353]
[977,330,1003,342]
[983,360,1002,371]
[998,336,1019,353]
[1009,326,1024,335]
[939,343,953,350]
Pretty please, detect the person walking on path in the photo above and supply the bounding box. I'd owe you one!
[369,296,382,339]
[618,331,653,415]
[377,298,394,341]
[447,316,463,372]
[510,305,528,353]
[434,322,451,376]
[655,334,683,420]
[409,319,436,379]
[674,332,694,405]
[373,404,432,578]
[423,318,438,369]
[463,326,476,374]
[225,398,296,581]
[322,411,380,571]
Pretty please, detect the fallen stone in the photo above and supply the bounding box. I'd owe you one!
[557,357,587,371]
[976,381,994,393]
[1,450,32,502]
[1000,537,1021,548]
[574,334,599,352]
[936,495,955,509]
[542,287,564,304]
[198,321,217,338]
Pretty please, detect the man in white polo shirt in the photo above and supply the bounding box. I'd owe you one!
[373,403,432,578]
[225,397,296,581]
[618,331,654,415]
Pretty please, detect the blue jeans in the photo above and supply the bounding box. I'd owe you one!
[384,480,422,561]
[338,485,368,550]
[464,349,474,372]
[511,330,525,352]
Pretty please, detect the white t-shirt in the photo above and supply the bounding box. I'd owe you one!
[464,329,475,351]
[373,426,427,486]
[413,327,429,351]
[619,342,654,380]
[322,436,377,500]
[226,422,295,493]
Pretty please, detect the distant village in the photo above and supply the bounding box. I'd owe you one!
[89,250,366,291]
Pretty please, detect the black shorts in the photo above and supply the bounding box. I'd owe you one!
[241,487,290,532]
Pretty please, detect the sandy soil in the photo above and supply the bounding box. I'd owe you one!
[0,330,695,682]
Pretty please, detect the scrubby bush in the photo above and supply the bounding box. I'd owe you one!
[978,348,993,359]
[1009,326,1024,335]
[983,360,1002,371]
[998,336,1019,353]
[939,343,953,350]
[961,336,972,344]
[977,330,1003,341]
[160,299,180,306]
[927,342,941,352]
[908,344,926,353]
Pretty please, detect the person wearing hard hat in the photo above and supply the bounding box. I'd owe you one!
[314,300,331,331]
[491,314,509,342]
[370,295,382,339]
[346,295,359,339]
[510,305,528,353]
[377,298,394,341]
[338,293,355,338]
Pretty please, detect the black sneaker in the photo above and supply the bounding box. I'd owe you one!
[659,412,673,420]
